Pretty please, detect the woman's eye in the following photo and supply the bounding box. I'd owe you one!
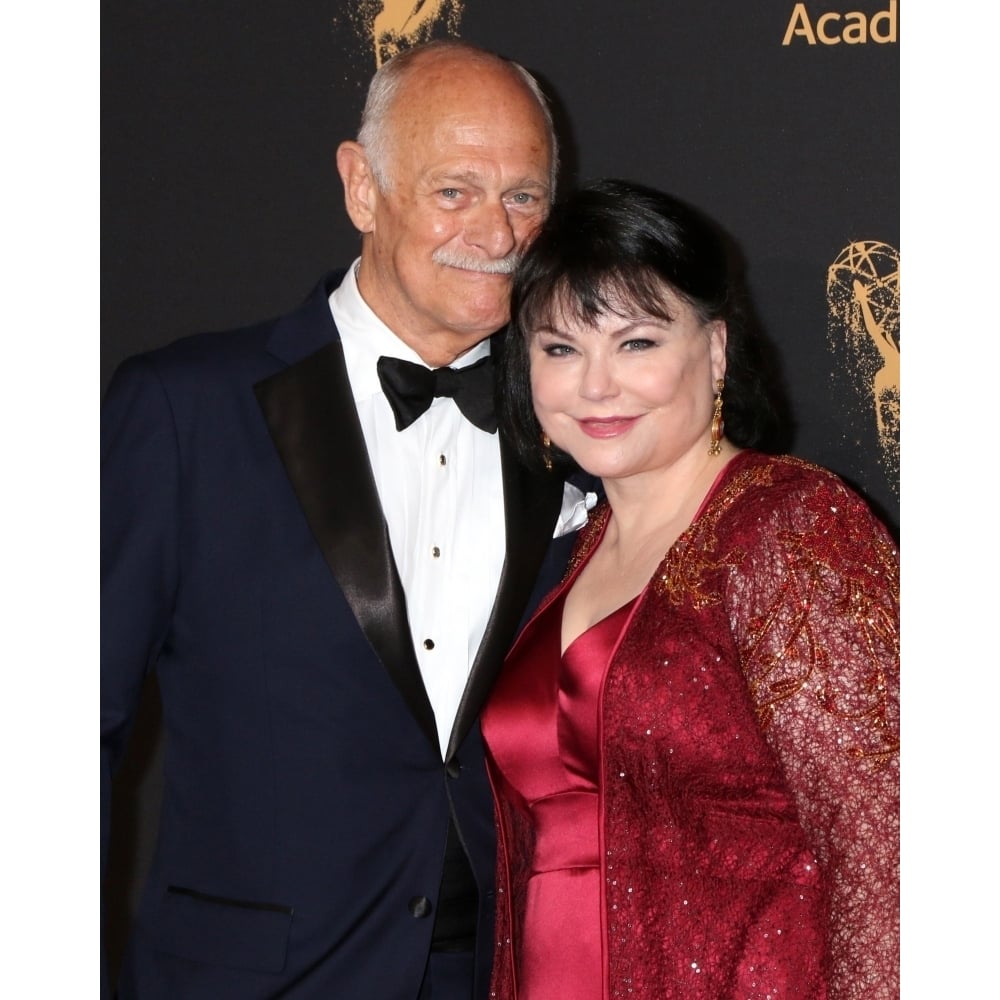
[623,338,656,351]
[542,343,574,357]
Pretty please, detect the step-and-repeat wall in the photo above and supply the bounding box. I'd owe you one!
[102,0,899,976]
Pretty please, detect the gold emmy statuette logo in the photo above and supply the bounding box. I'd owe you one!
[826,241,900,495]
[342,1,465,68]
[782,0,898,45]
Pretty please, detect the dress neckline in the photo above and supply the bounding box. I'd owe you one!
[561,593,638,662]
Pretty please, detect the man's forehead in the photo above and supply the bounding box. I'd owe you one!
[418,160,551,190]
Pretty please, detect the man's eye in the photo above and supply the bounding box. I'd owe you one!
[440,188,461,199]
[509,192,534,205]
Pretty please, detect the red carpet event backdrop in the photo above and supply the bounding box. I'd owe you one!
[102,0,898,976]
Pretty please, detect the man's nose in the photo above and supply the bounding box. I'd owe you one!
[465,200,517,258]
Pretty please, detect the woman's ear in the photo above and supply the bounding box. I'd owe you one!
[709,321,728,382]
[336,141,378,234]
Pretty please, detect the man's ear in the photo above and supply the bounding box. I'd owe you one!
[336,141,377,234]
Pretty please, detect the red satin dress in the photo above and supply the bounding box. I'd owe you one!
[483,590,636,1000]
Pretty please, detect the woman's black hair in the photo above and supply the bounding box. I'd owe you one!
[497,178,782,471]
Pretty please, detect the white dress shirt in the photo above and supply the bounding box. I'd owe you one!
[330,262,506,757]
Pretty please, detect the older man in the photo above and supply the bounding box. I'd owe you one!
[102,40,579,1000]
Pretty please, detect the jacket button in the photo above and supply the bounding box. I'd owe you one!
[445,759,462,779]
[408,896,433,919]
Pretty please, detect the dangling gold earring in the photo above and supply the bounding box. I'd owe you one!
[709,379,725,456]
[541,432,553,471]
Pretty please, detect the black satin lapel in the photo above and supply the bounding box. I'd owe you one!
[446,439,565,760]
[254,343,438,751]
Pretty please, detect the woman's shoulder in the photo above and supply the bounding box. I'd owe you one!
[726,448,848,487]
[722,449,872,507]
[709,449,895,548]
[688,451,899,622]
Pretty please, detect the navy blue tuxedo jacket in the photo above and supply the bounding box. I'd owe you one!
[101,273,572,999]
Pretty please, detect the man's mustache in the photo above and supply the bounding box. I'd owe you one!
[432,248,521,274]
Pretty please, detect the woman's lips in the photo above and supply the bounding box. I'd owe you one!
[576,416,639,439]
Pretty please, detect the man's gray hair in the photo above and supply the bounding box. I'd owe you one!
[356,40,559,195]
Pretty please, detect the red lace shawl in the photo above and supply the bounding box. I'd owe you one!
[489,451,899,999]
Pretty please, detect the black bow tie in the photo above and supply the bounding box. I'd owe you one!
[376,355,497,433]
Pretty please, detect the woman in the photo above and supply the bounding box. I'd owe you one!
[482,179,899,999]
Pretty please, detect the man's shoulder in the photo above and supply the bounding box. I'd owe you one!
[111,271,348,390]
